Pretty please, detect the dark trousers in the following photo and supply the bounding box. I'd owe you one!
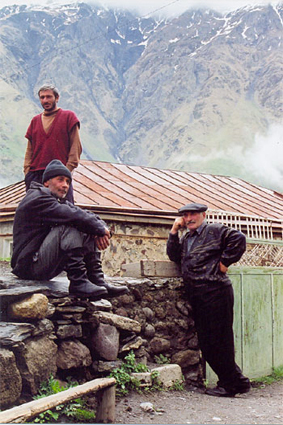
[188,284,249,392]
[25,170,74,204]
[29,225,95,280]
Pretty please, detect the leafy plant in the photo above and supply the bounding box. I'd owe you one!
[272,366,283,380]
[36,375,69,397]
[203,379,209,388]
[31,375,95,423]
[121,350,149,374]
[252,366,283,387]
[109,351,187,395]
[150,369,163,392]
[33,408,60,423]
[62,399,95,422]
[109,351,149,396]
[169,379,185,391]
[154,354,170,364]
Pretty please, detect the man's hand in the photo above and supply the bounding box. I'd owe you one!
[219,262,228,273]
[95,228,111,250]
[170,217,186,235]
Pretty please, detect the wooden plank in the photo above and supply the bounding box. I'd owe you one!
[0,377,116,424]
[122,260,181,277]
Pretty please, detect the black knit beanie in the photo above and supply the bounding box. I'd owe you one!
[42,159,72,183]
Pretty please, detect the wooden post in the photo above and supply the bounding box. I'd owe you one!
[0,378,116,424]
[96,384,116,423]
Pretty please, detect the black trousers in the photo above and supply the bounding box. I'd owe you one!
[25,170,74,204]
[29,225,96,280]
[188,283,249,392]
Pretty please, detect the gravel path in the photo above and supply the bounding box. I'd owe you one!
[115,381,283,424]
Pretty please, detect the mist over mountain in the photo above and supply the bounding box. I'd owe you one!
[0,2,282,191]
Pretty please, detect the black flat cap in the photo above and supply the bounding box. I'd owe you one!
[178,202,208,214]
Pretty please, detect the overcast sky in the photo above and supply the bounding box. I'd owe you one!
[1,0,278,16]
[97,0,277,16]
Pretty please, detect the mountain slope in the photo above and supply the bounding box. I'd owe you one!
[0,3,282,191]
[120,6,283,180]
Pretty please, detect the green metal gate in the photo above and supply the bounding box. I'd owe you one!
[206,267,283,383]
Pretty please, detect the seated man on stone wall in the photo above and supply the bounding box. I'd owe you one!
[11,159,128,300]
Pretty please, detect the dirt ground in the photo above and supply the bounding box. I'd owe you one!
[1,261,282,425]
[114,381,283,424]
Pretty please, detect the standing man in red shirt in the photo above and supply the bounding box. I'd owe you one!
[24,84,82,203]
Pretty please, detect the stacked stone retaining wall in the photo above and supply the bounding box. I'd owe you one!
[0,273,201,409]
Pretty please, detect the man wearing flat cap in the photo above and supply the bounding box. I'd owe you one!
[167,202,251,397]
[11,159,128,300]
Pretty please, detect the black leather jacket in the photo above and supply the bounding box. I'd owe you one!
[11,182,107,278]
[166,221,246,284]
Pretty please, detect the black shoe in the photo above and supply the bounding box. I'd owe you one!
[66,248,109,300]
[99,281,129,298]
[69,280,108,300]
[85,251,129,298]
[235,383,251,394]
[88,272,129,298]
[205,386,236,397]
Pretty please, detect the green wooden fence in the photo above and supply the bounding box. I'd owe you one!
[206,267,283,383]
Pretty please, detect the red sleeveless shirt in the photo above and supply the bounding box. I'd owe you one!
[25,109,79,171]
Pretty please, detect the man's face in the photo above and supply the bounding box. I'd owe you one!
[44,176,70,199]
[183,211,206,232]
[39,89,59,112]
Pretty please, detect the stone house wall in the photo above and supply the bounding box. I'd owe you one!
[101,220,170,276]
[1,215,282,270]
[101,220,283,274]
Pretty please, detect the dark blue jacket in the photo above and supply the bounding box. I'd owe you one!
[11,182,106,278]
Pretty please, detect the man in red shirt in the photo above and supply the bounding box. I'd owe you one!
[24,84,82,203]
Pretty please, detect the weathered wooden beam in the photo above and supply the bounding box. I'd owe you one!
[122,260,181,277]
[96,385,116,423]
[0,377,116,424]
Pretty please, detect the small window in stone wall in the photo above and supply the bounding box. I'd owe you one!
[2,238,13,259]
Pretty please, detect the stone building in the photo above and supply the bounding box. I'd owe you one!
[0,159,282,270]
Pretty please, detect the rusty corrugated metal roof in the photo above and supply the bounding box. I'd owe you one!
[73,161,283,220]
[0,160,283,220]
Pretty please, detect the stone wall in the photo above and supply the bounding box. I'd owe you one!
[0,273,201,409]
[1,216,282,270]
[98,220,283,274]
[100,220,170,276]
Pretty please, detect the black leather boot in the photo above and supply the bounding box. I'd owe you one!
[66,248,108,300]
[85,251,129,297]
